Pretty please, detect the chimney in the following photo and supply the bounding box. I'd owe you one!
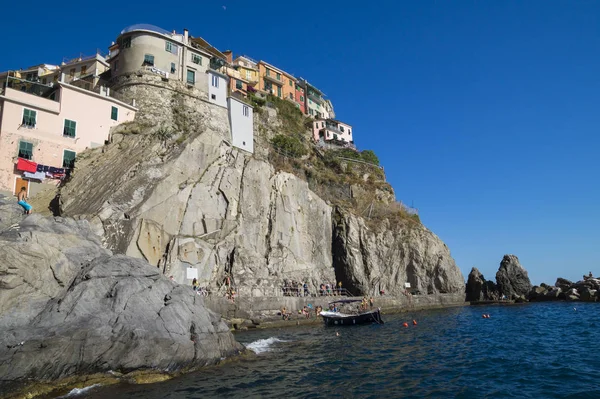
[184,29,189,43]
[223,50,233,64]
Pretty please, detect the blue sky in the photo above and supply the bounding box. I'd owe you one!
[2,1,599,285]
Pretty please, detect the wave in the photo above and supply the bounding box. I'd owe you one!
[59,384,101,398]
[245,337,286,354]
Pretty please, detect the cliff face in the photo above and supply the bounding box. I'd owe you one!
[58,74,464,297]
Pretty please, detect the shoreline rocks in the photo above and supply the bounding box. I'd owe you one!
[0,209,242,392]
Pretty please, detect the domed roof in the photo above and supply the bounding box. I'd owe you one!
[120,24,172,36]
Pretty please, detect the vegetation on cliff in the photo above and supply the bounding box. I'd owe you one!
[255,94,420,226]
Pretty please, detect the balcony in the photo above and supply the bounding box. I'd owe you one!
[2,76,58,101]
[308,92,323,104]
[263,74,284,85]
[325,123,342,134]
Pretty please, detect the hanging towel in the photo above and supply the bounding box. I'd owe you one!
[16,158,38,173]
[23,171,46,181]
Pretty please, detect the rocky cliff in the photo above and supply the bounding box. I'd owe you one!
[54,74,465,298]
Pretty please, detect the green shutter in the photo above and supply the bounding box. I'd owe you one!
[22,109,36,127]
[111,106,118,121]
[63,150,76,169]
[18,141,33,159]
[63,119,76,137]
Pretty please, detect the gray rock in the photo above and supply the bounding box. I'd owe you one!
[0,216,242,385]
[579,287,597,302]
[0,200,25,232]
[528,285,547,301]
[465,267,498,301]
[496,255,532,299]
[332,208,465,296]
[555,277,573,292]
[565,288,579,300]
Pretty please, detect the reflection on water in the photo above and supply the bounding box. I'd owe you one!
[82,303,600,399]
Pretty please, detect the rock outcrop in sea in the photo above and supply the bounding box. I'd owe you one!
[465,267,498,302]
[529,276,600,302]
[0,205,242,388]
[465,254,531,301]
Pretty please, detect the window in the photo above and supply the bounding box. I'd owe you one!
[300,95,304,102]
[165,41,177,54]
[187,69,195,84]
[277,86,282,97]
[243,105,249,117]
[81,65,87,75]
[340,126,345,133]
[122,36,131,48]
[276,73,281,81]
[246,70,251,80]
[63,119,76,137]
[171,63,176,73]
[18,141,33,160]
[69,69,75,78]
[289,93,293,100]
[22,108,36,127]
[309,109,314,115]
[211,94,216,100]
[42,78,47,84]
[348,129,352,135]
[211,74,219,88]
[63,150,76,169]
[26,73,33,81]
[289,79,292,86]
[191,53,202,65]
[143,54,154,66]
[236,80,243,89]
[266,69,270,77]
[111,106,118,121]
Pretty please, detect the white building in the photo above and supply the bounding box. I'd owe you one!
[207,70,228,108]
[227,95,253,153]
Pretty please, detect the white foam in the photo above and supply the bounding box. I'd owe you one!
[59,384,101,398]
[245,337,285,354]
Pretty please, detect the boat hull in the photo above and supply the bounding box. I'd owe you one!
[320,309,384,326]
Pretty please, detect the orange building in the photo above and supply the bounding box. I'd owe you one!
[257,61,304,111]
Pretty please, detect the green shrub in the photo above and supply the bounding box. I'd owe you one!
[271,134,307,158]
[360,150,379,165]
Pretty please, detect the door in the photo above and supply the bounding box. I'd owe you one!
[14,177,28,196]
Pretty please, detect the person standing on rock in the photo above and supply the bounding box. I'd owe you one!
[17,187,32,215]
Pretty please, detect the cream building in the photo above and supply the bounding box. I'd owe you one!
[0,75,136,195]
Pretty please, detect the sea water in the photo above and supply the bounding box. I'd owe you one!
[78,302,600,398]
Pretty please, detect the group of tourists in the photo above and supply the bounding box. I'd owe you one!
[360,296,375,310]
[280,304,324,320]
[319,281,343,296]
[282,280,310,297]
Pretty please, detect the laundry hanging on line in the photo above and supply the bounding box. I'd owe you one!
[16,158,38,173]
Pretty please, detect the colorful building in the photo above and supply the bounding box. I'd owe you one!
[258,61,287,99]
[311,118,354,149]
[299,78,326,118]
[223,55,260,98]
[0,75,136,195]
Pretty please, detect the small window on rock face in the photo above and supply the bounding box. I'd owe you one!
[243,141,246,145]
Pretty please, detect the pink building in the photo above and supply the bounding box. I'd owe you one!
[312,118,355,149]
[0,77,136,196]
